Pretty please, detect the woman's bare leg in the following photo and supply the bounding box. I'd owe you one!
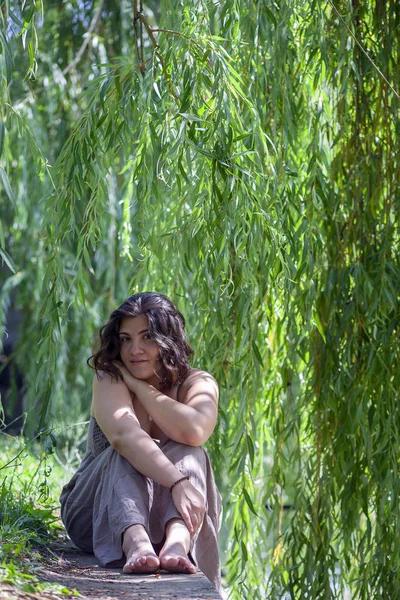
[122,524,160,573]
[159,517,197,573]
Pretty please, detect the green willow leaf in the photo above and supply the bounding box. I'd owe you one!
[313,310,326,343]
[0,121,4,158]
[252,341,263,366]
[0,167,15,207]
[0,247,16,273]
[243,487,259,517]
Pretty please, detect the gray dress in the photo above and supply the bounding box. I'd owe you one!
[60,417,222,591]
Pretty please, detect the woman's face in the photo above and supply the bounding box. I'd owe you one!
[118,315,161,383]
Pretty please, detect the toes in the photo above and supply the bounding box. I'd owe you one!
[123,563,134,573]
[123,554,159,574]
[123,559,142,573]
[146,555,160,569]
[178,557,196,573]
[161,555,180,569]
[160,554,196,574]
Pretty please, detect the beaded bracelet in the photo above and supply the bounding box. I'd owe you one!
[170,475,190,492]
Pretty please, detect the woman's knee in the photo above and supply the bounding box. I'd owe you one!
[161,439,206,467]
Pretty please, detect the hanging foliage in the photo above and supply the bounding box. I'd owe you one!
[0,1,399,598]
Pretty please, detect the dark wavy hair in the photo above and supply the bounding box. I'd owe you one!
[88,292,193,389]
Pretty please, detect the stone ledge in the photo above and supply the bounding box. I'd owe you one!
[38,543,223,600]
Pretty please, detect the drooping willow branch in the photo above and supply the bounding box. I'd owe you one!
[130,3,213,103]
[326,0,400,100]
[133,7,180,103]
[133,0,144,76]
[62,0,105,76]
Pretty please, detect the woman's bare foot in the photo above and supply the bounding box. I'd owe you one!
[122,524,160,574]
[159,541,197,573]
[159,518,197,574]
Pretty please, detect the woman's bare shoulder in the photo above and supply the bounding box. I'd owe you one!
[177,368,218,403]
[185,368,217,382]
[92,370,124,386]
[91,370,133,419]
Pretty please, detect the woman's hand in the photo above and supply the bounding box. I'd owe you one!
[113,361,138,392]
[171,479,206,537]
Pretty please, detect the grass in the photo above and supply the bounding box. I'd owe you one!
[0,428,86,598]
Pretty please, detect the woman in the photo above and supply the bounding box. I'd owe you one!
[60,292,222,590]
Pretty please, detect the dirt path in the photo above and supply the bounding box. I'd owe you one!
[33,541,222,600]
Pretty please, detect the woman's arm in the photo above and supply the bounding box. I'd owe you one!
[114,365,219,447]
[92,373,183,487]
[92,373,205,535]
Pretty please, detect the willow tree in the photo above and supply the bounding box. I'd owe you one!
[1,1,399,598]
